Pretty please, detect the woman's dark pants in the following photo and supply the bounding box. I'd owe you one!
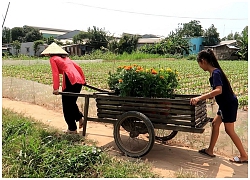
[62,75,83,131]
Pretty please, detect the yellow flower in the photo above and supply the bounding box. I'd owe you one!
[160,76,164,79]
[166,68,172,72]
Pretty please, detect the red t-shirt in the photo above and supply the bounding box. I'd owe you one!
[50,56,85,91]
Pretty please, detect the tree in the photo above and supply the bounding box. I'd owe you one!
[54,39,63,46]
[25,30,43,42]
[164,31,190,54]
[179,20,203,37]
[73,31,89,44]
[2,26,11,43]
[236,26,248,60]
[221,32,241,41]
[86,26,110,50]
[139,30,189,55]
[46,36,55,45]
[12,40,21,56]
[108,39,119,53]
[203,24,220,46]
[11,26,43,43]
[233,32,241,40]
[226,33,234,40]
[33,40,44,56]
[23,25,43,42]
[116,34,139,54]
[11,27,25,42]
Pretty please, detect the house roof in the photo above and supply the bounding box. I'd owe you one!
[204,44,239,49]
[227,45,240,49]
[28,25,72,33]
[56,30,81,40]
[219,40,237,45]
[138,38,162,44]
[141,34,161,38]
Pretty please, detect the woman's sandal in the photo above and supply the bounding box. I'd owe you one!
[229,156,248,164]
[198,148,216,158]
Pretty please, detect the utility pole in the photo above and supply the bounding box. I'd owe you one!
[2,2,10,28]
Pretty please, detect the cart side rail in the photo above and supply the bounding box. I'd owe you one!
[95,94,209,133]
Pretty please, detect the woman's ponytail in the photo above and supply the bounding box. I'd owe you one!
[198,49,235,96]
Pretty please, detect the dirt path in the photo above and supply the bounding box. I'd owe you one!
[2,98,248,178]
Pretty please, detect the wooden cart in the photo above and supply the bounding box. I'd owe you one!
[59,92,212,158]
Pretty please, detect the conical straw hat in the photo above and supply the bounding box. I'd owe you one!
[41,42,68,55]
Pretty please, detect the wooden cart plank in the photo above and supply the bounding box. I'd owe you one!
[195,110,207,119]
[96,95,195,105]
[195,114,208,125]
[153,123,205,133]
[97,105,195,115]
[96,100,193,110]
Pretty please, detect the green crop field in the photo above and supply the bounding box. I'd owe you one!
[2,59,247,101]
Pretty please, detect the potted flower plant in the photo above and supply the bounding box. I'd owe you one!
[107,64,179,98]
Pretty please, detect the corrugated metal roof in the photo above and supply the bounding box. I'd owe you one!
[56,30,81,40]
[28,25,72,32]
[204,44,239,49]
[219,40,237,45]
[227,45,239,49]
[41,30,66,35]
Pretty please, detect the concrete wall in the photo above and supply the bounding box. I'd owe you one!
[9,42,47,56]
[21,42,47,56]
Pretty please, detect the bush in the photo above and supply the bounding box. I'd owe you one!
[108,65,179,98]
[186,54,197,60]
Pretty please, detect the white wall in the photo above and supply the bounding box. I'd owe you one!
[20,42,46,56]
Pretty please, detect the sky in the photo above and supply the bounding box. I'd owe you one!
[0,0,249,38]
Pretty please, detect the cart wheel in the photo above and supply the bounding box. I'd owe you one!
[155,129,178,141]
[114,111,155,158]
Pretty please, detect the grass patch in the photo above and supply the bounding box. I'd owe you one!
[2,108,159,178]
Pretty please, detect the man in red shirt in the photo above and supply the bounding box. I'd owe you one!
[41,42,86,134]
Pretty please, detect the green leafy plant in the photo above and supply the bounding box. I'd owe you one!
[108,65,179,98]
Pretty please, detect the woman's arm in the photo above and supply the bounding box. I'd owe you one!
[190,86,222,105]
[50,57,60,90]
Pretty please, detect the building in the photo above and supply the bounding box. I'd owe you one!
[62,44,91,56]
[56,30,81,44]
[29,26,72,38]
[204,40,239,60]
[20,42,47,56]
[183,36,204,55]
[137,38,163,48]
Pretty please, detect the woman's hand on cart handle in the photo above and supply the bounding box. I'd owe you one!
[190,97,201,105]
[53,89,59,95]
